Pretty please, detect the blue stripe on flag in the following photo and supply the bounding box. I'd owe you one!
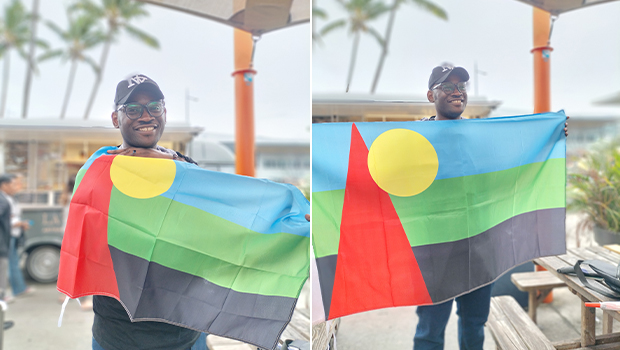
[312,112,566,193]
[161,162,310,237]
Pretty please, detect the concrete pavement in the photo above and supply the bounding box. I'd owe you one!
[2,282,92,350]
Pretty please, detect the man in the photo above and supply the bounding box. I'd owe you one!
[413,65,568,349]
[0,175,14,301]
[91,74,206,350]
[6,174,33,299]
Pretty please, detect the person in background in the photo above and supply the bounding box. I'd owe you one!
[6,174,34,300]
[0,174,16,330]
[0,175,14,302]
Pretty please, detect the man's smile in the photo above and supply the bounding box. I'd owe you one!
[136,124,158,132]
[448,98,464,106]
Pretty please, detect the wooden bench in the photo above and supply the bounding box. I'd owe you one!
[487,295,555,350]
[554,332,620,350]
[511,270,566,323]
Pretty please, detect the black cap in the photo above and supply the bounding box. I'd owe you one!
[114,74,164,105]
[428,66,469,90]
[0,174,15,186]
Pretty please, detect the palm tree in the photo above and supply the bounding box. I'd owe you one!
[42,10,105,119]
[321,0,389,92]
[21,0,40,118]
[0,0,44,118]
[71,0,159,120]
[370,0,447,93]
[312,6,327,44]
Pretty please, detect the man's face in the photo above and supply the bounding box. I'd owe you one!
[112,91,166,149]
[9,177,23,195]
[427,74,468,120]
[1,178,18,196]
[0,182,10,195]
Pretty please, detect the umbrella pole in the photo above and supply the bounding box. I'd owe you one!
[532,7,554,303]
[532,8,552,114]
[233,29,257,177]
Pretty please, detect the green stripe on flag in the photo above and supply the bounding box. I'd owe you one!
[311,189,344,259]
[73,168,87,196]
[107,187,309,298]
[312,158,565,258]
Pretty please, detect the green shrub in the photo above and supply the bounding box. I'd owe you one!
[568,141,620,233]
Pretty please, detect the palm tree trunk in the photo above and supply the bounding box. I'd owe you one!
[83,36,111,120]
[21,0,40,118]
[345,31,361,93]
[60,59,78,119]
[1,53,11,118]
[371,0,398,94]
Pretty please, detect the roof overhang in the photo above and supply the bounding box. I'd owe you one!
[312,94,501,121]
[0,119,203,144]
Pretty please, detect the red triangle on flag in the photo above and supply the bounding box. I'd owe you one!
[328,124,432,319]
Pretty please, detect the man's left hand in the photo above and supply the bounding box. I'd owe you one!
[565,116,569,137]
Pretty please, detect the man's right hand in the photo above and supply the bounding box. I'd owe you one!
[20,221,30,231]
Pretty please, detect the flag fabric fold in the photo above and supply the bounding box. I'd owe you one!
[312,112,567,320]
[58,147,310,350]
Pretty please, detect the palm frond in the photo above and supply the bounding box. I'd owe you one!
[409,0,448,20]
[37,49,63,62]
[366,27,385,47]
[313,7,328,20]
[320,19,346,36]
[123,24,159,48]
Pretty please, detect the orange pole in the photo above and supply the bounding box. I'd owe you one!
[532,8,553,114]
[232,29,256,177]
[532,8,554,303]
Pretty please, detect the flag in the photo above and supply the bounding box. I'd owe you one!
[312,112,567,320]
[57,147,310,350]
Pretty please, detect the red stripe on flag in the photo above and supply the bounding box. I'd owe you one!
[57,155,119,299]
[328,124,432,319]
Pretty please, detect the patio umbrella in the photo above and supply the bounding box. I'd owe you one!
[136,0,310,176]
[513,0,618,16]
[137,0,309,35]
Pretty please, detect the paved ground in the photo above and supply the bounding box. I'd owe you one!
[3,282,92,350]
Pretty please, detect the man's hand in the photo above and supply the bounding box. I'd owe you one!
[107,147,174,160]
[13,220,30,231]
[565,116,569,137]
[305,214,310,222]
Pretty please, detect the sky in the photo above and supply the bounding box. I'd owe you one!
[312,0,620,117]
[1,0,311,140]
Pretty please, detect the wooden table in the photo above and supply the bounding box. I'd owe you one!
[535,245,620,348]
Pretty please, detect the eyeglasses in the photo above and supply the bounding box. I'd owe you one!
[432,82,467,94]
[117,100,165,120]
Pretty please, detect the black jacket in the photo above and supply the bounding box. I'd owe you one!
[0,194,11,257]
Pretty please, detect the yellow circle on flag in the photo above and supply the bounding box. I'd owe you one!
[367,129,438,197]
[110,156,176,199]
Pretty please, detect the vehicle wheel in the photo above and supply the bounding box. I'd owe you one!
[26,245,60,283]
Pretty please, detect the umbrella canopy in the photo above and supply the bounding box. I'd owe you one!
[513,0,619,15]
[136,0,310,35]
